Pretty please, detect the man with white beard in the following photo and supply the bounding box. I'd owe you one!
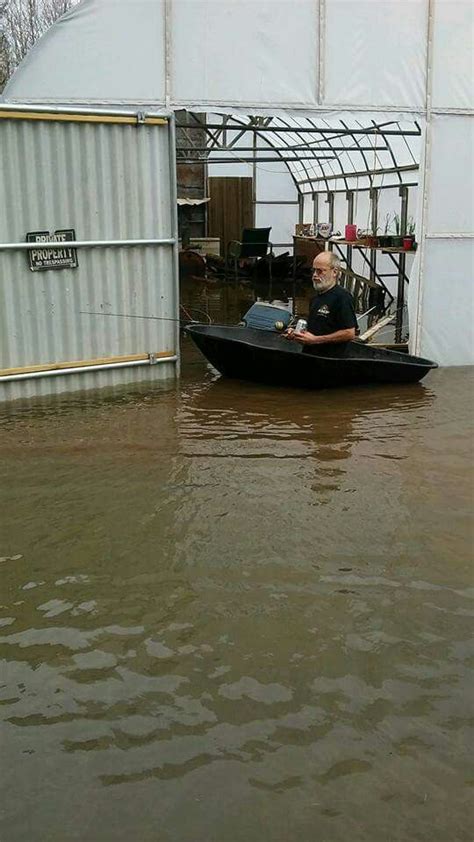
[286,251,357,346]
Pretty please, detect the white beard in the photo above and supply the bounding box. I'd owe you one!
[313,277,336,293]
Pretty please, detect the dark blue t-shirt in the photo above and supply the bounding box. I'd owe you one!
[307,285,357,336]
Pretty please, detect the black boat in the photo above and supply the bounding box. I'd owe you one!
[186,304,437,389]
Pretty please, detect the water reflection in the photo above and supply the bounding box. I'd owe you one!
[181,375,433,451]
[167,374,438,569]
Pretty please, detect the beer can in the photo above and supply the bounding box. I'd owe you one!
[295,319,307,333]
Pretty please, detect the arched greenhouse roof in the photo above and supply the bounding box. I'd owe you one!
[3,0,473,116]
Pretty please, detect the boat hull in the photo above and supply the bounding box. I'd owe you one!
[186,325,437,389]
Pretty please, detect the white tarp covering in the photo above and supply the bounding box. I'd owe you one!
[172,0,318,107]
[432,0,474,110]
[2,0,474,365]
[324,0,428,108]
[4,0,167,104]
[427,115,474,236]
[418,239,474,366]
[7,0,473,113]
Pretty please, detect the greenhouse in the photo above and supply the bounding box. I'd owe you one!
[0,0,472,399]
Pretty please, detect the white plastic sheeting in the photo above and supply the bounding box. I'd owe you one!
[5,0,167,104]
[172,0,319,107]
[7,0,471,113]
[431,0,474,110]
[324,0,428,109]
[2,0,473,365]
[427,115,474,236]
[416,239,474,366]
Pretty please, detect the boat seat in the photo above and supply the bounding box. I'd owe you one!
[241,303,292,331]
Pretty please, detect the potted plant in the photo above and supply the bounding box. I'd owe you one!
[379,214,392,248]
[403,218,416,250]
[391,214,403,248]
[366,228,380,248]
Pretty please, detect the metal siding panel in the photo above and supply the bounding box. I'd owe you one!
[0,362,177,403]
[0,120,173,241]
[0,248,175,366]
[0,118,177,394]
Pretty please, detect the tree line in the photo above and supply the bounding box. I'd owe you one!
[0,0,77,92]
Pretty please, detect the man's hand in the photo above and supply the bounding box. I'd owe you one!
[285,327,356,345]
[283,328,318,343]
[287,330,319,345]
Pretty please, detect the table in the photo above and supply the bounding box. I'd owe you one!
[292,235,325,268]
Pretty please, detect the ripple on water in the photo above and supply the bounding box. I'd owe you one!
[218,677,293,704]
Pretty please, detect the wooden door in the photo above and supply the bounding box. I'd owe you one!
[208,177,253,254]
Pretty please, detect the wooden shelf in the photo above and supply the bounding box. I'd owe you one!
[381,247,415,254]
[330,238,415,253]
[329,238,367,246]
[293,236,416,255]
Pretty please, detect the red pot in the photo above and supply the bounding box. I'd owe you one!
[345,224,357,242]
[403,237,414,250]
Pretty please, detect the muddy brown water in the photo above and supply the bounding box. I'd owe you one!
[0,280,473,841]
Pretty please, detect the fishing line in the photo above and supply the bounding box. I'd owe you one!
[80,311,181,322]
[79,309,212,324]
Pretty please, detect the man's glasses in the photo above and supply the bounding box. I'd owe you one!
[312,266,336,275]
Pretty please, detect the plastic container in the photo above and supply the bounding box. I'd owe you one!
[295,319,307,333]
[317,223,332,239]
[345,224,357,241]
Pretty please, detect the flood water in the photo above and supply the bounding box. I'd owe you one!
[0,279,473,841]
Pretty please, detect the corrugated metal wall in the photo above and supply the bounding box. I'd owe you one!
[0,114,179,400]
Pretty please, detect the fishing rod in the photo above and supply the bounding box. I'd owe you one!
[79,307,212,324]
[80,301,404,337]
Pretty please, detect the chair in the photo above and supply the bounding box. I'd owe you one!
[226,227,273,280]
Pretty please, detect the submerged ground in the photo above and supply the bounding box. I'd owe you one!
[0,280,473,841]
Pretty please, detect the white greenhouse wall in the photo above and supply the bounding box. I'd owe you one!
[0,114,179,400]
[431,0,474,110]
[5,0,458,114]
[4,0,167,105]
[255,204,297,252]
[324,0,428,109]
[427,116,474,236]
[172,0,319,107]
[418,239,474,366]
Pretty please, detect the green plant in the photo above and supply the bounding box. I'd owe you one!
[407,217,416,236]
[393,213,401,235]
[383,213,391,235]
